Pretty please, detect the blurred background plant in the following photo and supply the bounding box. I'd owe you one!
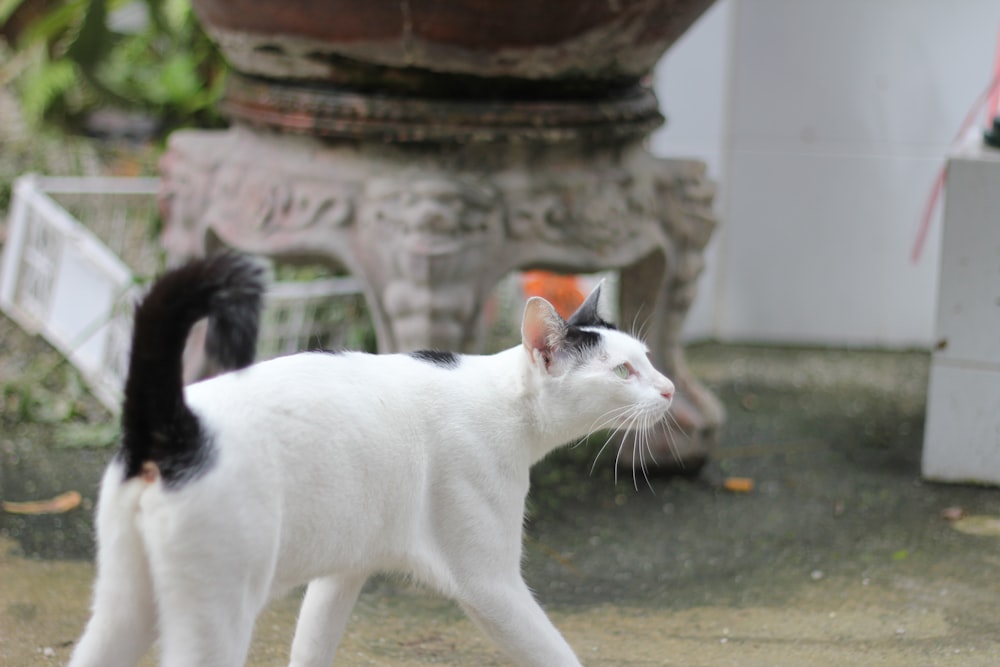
[1,0,227,135]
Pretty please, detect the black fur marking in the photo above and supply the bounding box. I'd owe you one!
[562,326,602,355]
[156,433,218,489]
[566,307,617,331]
[410,349,460,368]
[120,253,264,487]
[566,283,617,331]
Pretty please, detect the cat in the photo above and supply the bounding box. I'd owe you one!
[67,253,675,667]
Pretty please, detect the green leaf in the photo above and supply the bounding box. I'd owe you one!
[143,0,170,36]
[0,0,28,25]
[159,52,201,101]
[161,0,189,29]
[66,0,111,67]
[19,58,78,124]
[19,0,87,49]
[8,0,227,131]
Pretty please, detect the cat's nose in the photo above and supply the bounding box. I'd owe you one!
[659,379,675,402]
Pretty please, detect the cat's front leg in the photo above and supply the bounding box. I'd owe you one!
[287,574,368,667]
[457,576,583,667]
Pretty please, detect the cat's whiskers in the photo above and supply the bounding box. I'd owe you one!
[612,424,628,486]
[602,405,646,488]
[566,403,633,451]
[642,416,661,469]
[611,404,675,493]
[598,423,630,485]
[627,306,651,343]
[584,405,634,441]
[624,411,642,491]
[594,406,638,484]
[585,404,638,474]
[630,420,642,492]
[656,412,685,470]
[641,416,659,493]
[629,412,658,494]
[586,403,668,493]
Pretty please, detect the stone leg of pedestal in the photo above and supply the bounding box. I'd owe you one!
[158,126,723,471]
[614,156,725,474]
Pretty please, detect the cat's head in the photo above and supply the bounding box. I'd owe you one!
[521,282,674,433]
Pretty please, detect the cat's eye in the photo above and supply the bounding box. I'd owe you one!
[614,363,633,379]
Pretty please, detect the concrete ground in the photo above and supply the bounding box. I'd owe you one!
[2,343,1000,666]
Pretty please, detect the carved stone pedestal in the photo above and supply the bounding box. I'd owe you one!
[159,121,723,472]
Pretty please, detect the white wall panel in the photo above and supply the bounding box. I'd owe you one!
[652,0,1000,346]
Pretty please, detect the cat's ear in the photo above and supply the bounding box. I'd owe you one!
[566,279,606,328]
[521,296,566,370]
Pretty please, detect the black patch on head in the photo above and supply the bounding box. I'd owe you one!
[410,349,461,368]
[566,308,617,331]
[561,326,602,357]
[566,283,617,331]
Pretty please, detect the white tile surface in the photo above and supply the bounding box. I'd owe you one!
[652,0,1000,345]
[728,0,999,155]
[650,0,733,339]
[921,137,1000,485]
[717,149,940,345]
[923,362,1000,485]
[932,143,1000,365]
[650,0,732,177]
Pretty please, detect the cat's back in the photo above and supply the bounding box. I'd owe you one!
[181,348,515,489]
[184,348,498,421]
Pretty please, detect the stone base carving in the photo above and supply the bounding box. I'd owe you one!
[159,125,723,473]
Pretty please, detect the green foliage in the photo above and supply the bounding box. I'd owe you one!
[19,57,76,122]
[1,351,117,449]
[5,0,227,133]
[0,0,25,23]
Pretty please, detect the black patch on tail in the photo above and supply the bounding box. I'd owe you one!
[120,253,264,487]
[410,349,460,369]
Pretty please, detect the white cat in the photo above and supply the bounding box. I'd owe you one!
[68,253,675,667]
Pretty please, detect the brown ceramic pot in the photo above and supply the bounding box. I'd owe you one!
[192,0,716,98]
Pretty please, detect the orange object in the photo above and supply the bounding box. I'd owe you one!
[521,271,586,319]
[723,477,754,493]
[2,490,82,515]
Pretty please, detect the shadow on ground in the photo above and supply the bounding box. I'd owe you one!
[2,328,999,665]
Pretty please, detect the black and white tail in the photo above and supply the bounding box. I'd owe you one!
[119,253,265,485]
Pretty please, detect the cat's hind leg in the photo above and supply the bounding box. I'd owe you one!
[68,472,157,667]
[287,573,367,667]
[142,488,278,667]
[150,550,269,667]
